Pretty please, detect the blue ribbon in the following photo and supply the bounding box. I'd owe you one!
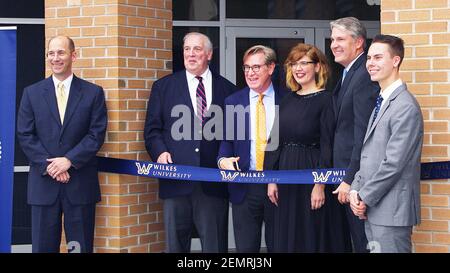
[98,157,346,184]
[421,161,450,180]
[97,157,450,184]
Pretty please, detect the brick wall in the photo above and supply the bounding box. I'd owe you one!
[45,0,172,253]
[381,0,450,252]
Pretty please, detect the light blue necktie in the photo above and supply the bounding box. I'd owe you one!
[341,69,348,84]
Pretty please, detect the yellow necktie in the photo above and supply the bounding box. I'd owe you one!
[256,94,267,171]
[57,82,67,124]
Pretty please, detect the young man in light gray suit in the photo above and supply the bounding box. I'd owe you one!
[349,35,423,253]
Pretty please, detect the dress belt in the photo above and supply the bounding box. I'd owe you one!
[282,142,319,148]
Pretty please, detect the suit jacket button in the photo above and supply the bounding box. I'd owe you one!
[195,148,199,152]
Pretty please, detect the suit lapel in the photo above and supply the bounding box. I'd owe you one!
[332,80,341,120]
[61,76,83,134]
[210,72,220,106]
[363,85,406,143]
[334,54,366,120]
[43,77,62,127]
[335,68,355,116]
[242,88,251,169]
[205,72,222,123]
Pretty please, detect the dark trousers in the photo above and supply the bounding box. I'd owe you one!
[163,183,229,253]
[232,184,274,253]
[344,204,369,253]
[31,189,96,253]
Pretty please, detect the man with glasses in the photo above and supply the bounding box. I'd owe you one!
[17,36,107,252]
[217,45,286,252]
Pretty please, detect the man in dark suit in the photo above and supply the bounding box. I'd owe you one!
[217,45,283,252]
[17,36,107,253]
[144,32,237,253]
[329,17,379,252]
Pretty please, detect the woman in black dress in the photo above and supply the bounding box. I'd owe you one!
[265,43,351,252]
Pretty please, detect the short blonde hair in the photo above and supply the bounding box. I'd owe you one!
[284,43,329,92]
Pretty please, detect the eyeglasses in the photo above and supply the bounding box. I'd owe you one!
[242,64,267,73]
[46,50,71,58]
[290,61,316,69]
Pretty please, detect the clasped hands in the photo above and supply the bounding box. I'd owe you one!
[349,191,367,220]
[46,157,72,183]
[331,182,366,219]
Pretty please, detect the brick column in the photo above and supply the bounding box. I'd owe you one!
[45,0,172,253]
[381,0,450,252]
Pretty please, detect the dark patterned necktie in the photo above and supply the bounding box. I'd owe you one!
[195,76,206,124]
[371,94,383,126]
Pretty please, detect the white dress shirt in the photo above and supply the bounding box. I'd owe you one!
[379,79,402,109]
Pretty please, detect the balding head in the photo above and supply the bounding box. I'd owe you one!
[46,36,77,81]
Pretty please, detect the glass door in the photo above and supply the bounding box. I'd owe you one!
[222,26,313,251]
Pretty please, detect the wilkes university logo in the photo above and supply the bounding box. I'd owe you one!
[135,162,153,175]
[312,171,332,183]
[220,171,239,182]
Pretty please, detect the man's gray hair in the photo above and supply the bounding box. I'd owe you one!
[183,32,213,52]
[330,17,367,48]
[243,45,277,64]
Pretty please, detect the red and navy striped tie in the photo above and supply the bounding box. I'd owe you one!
[195,76,207,124]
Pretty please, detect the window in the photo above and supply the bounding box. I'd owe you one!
[226,0,380,20]
[173,0,220,21]
[0,0,44,18]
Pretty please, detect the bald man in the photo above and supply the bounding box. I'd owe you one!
[17,36,107,253]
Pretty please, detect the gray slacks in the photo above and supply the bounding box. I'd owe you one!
[365,221,413,253]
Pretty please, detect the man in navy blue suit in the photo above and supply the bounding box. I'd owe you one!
[17,36,107,253]
[329,17,379,252]
[217,45,284,252]
[144,32,237,253]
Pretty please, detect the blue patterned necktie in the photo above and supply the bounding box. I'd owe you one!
[195,76,206,124]
[371,94,384,126]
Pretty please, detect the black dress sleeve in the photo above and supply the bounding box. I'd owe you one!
[319,93,335,168]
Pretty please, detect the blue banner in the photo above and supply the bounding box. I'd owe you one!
[98,157,347,184]
[0,27,17,253]
[421,161,450,180]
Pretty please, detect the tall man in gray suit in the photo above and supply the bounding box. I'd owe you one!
[329,17,379,252]
[349,35,423,253]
